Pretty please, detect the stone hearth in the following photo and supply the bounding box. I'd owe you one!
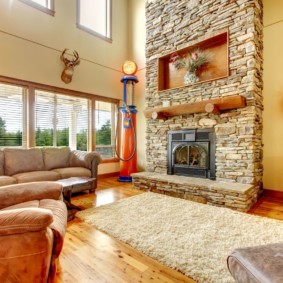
[134,0,263,211]
[132,172,257,211]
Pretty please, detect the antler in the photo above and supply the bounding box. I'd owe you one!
[72,50,80,66]
[60,48,69,64]
[60,49,80,67]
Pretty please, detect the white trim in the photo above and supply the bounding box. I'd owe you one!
[18,0,55,16]
[76,0,112,43]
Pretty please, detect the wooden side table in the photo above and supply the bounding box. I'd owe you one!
[56,177,96,221]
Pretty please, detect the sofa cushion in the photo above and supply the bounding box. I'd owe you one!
[0,176,17,187]
[13,171,60,183]
[52,167,91,179]
[0,182,63,211]
[0,150,4,176]
[4,148,44,176]
[42,147,70,170]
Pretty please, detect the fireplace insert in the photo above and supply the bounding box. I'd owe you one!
[167,129,216,179]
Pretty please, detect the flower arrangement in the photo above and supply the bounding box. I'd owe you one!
[170,48,210,73]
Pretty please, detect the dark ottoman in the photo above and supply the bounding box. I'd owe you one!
[227,243,283,283]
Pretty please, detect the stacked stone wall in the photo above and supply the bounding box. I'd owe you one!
[145,0,263,188]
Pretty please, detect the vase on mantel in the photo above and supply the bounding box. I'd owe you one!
[184,70,199,84]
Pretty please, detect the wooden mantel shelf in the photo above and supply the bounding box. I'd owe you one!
[143,95,246,119]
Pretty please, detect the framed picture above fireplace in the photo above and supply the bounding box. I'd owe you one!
[158,30,229,91]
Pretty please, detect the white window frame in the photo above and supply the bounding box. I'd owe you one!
[19,0,55,16]
[76,0,112,43]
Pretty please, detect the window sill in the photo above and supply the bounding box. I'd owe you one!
[76,24,112,43]
[19,0,55,16]
[101,158,119,164]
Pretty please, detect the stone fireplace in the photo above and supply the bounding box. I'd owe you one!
[132,0,263,212]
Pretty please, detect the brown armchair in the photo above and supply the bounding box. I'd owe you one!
[0,182,67,283]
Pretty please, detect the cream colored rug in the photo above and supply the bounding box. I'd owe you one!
[76,192,283,283]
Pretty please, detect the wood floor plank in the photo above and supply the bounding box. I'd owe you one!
[55,177,281,283]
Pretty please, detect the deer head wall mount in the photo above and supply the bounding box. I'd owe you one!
[60,49,80,84]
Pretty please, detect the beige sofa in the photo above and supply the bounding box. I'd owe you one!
[0,147,102,192]
[0,181,67,283]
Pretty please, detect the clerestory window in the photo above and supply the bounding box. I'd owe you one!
[77,0,112,42]
[19,0,55,16]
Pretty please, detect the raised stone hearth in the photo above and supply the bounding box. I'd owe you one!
[132,172,257,211]
[138,0,263,210]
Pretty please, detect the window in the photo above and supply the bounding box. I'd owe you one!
[0,84,26,147]
[0,78,119,161]
[19,0,55,16]
[77,0,112,42]
[95,101,116,158]
[35,91,89,150]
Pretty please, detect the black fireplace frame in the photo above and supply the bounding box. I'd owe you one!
[167,128,216,180]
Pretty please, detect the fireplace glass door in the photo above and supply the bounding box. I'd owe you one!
[174,143,208,169]
[167,129,216,179]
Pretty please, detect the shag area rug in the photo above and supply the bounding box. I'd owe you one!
[76,192,283,283]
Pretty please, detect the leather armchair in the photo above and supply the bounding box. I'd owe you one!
[0,182,67,283]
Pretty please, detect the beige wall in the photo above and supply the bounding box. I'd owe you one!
[128,0,146,171]
[262,0,283,190]
[0,0,129,175]
[0,1,128,97]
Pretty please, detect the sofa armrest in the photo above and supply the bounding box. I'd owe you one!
[0,208,53,236]
[69,150,102,178]
[0,182,62,210]
[46,200,67,258]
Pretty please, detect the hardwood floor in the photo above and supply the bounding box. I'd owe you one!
[55,177,283,283]
[249,195,283,220]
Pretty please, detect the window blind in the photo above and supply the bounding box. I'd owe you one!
[35,90,89,150]
[0,84,24,147]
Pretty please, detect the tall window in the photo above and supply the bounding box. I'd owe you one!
[77,0,112,42]
[0,84,26,147]
[19,0,54,15]
[95,101,116,158]
[35,91,89,150]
